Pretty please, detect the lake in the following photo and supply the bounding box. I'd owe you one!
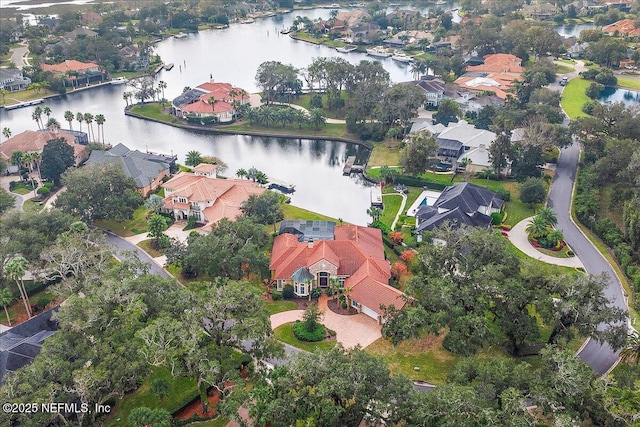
[599,87,640,107]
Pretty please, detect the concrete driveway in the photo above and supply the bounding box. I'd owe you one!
[270,295,382,349]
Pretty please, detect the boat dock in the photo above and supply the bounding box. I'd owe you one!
[370,186,383,207]
[3,98,44,111]
[343,156,365,175]
[267,177,295,193]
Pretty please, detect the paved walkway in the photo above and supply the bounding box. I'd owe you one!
[270,295,382,349]
[272,102,346,124]
[383,191,406,231]
[122,221,192,268]
[506,217,584,268]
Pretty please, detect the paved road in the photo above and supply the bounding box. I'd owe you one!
[10,46,29,69]
[12,193,24,210]
[104,232,170,278]
[549,140,626,375]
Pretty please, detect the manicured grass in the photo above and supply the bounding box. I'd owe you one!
[273,322,336,353]
[617,77,640,91]
[367,141,401,167]
[185,418,230,427]
[11,187,31,195]
[291,93,346,120]
[265,300,298,315]
[557,58,576,65]
[556,64,574,74]
[129,103,176,124]
[561,78,591,119]
[105,367,199,427]
[366,335,459,384]
[95,205,150,237]
[1,88,59,106]
[289,32,344,48]
[137,239,163,258]
[280,203,341,222]
[380,193,403,228]
[22,199,45,214]
[505,240,578,276]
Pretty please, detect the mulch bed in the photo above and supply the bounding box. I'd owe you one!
[175,390,220,420]
[327,298,358,316]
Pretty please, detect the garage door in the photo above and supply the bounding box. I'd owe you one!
[360,305,379,322]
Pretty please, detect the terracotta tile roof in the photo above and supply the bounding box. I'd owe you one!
[162,173,264,229]
[41,60,99,73]
[602,19,640,36]
[467,53,524,74]
[196,81,250,103]
[181,99,233,114]
[348,260,405,315]
[193,163,218,173]
[0,129,83,161]
[308,242,340,268]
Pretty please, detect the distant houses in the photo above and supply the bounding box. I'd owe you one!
[172,81,250,124]
[0,129,89,169]
[454,53,524,100]
[0,68,31,92]
[40,60,106,87]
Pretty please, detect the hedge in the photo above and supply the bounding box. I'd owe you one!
[292,321,326,342]
[394,176,447,191]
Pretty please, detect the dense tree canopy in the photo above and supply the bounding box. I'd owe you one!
[0,187,15,215]
[54,163,143,222]
[399,130,438,176]
[240,190,283,229]
[40,137,75,186]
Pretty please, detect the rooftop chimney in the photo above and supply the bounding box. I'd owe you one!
[308,239,314,249]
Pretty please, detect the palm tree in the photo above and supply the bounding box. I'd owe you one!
[537,207,558,228]
[185,150,202,167]
[525,216,549,240]
[95,114,106,144]
[123,91,130,107]
[31,151,42,182]
[4,256,32,318]
[0,287,13,326]
[32,106,43,129]
[76,112,84,132]
[84,113,95,142]
[409,59,427,80]
[2,127,11,139]
[546,229,564,247]
[158,80,167,103]
[308,108,326,130]
[0,89,7,106]
[46,118,60,129]
[64,110,74,130]
[43,106,52,121]
[236,168,247,179]
[620,332,640,364]
[367,206,383,222]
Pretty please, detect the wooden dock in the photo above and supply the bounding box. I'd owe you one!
[343,156,364,175]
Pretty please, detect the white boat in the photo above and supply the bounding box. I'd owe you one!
[280,28,292,34]
[391,52,413,63]
[336,45,357,53]
[173,33,188,39]
[240,18,255,24]
[110,77,128,85]
[366,47,392,58]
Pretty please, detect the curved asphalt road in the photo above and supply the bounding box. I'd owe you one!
[104,231,170,278]
[549,140,626,375]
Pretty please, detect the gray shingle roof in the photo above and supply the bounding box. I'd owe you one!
[436,182,503,212]
[415,206,492,233]
[291,267,314,283]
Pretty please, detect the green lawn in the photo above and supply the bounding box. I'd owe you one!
[273,322,336,353]
[366,336,459,384]
[280,204,341,222]
[380,193,403,229]
[265,300,298,314]
[184,418,230,427]
[1,88,59,106]
[11,186,32,195]
[137,239,163,258]
[367,142,401,167]
[291,92,346,120]
[556,64,574,74]
[95,205,150,237]
[22,199,45,214]
[617,77,640,91]
[105,367,199,427]
[129,103,176,124]
[561,78,591,119]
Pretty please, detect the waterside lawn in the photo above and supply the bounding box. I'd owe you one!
[561,78,590,119]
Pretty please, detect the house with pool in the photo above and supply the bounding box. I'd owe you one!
[406,182,504,234]
[270,223,406,324]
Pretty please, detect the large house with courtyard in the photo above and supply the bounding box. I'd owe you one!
[161,166,264,232]
[172,81,250,123]
[270,224,406,324]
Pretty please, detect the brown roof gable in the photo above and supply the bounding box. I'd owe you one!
[0,129,84,162]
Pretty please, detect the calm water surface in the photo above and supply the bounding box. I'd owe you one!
[599,87,640,107]
[0,5,463,224]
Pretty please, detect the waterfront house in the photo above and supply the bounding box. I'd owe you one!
[521,2,558,20]
[415,182,503,233]
[172,81,250,124]
[85,143,173,197]
[270,224,405,324]
[0,129,88,168]
[406,76,445,108]
[161,171,264,231]
[0,68,31,92]
[41,60,105,87]
[602,19,640,37]
[454,53,524,100]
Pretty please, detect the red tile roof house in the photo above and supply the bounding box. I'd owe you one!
[0,129,88,169]
[40,60,105,87]
[161,166,265,232]
[270,225,406,324]
[172,81,250,124]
